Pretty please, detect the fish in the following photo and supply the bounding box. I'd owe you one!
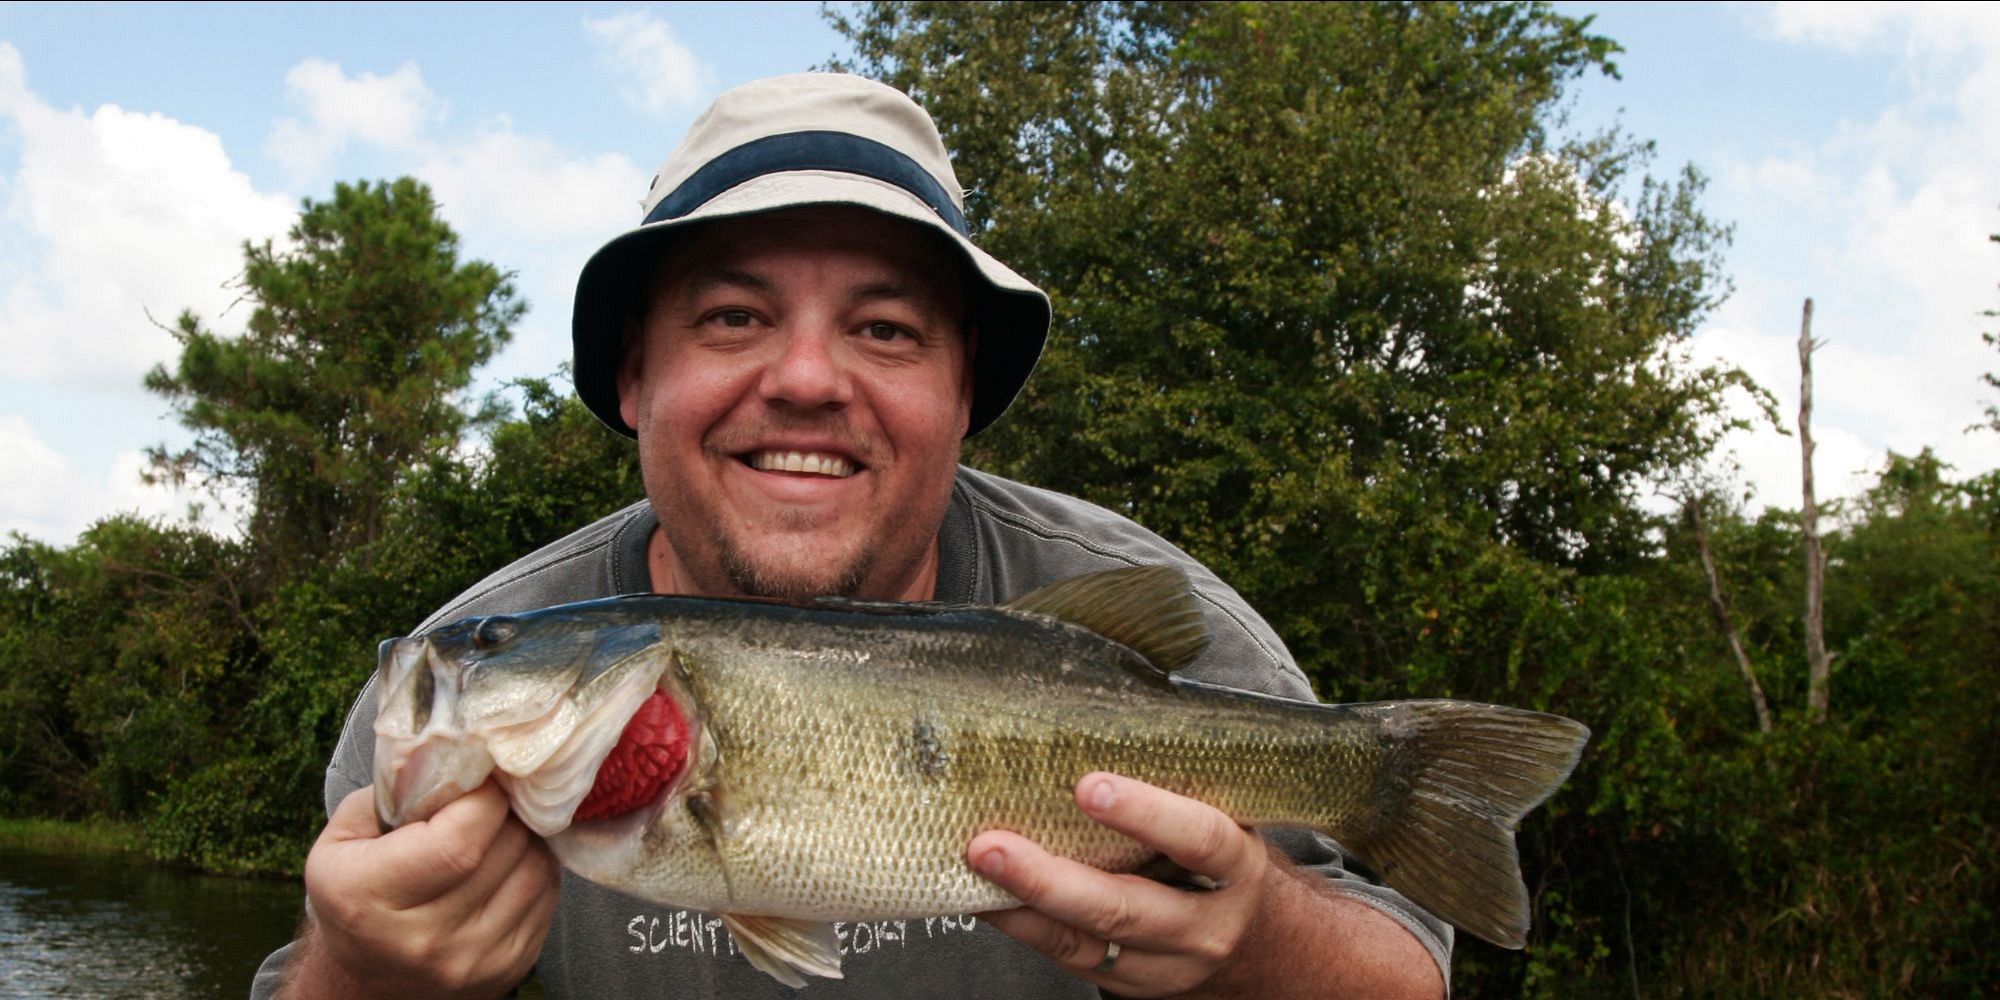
[373,564,1589,986]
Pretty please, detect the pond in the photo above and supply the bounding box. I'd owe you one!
[0,844,303,998]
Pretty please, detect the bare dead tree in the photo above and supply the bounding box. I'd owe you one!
[1687,495,1773,733]
[1798,298,1833,723]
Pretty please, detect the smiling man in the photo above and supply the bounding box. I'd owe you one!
[618,207,974,603]
[255,73,1450,999]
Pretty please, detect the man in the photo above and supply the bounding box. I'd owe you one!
[254,73,1449,999]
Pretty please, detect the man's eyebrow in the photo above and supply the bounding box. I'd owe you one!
[853,281,918,302]
[678,266,771,297]
[852,279,957,309]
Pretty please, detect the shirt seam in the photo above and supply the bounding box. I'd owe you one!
[1326,882,1455,995]
[412,509,642,631]
[962,491,1294,689]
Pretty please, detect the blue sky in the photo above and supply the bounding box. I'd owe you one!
[3,3,1997,544]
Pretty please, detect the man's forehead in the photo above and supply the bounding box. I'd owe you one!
[649,206,966,303]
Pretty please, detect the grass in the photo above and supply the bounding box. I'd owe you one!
[0,815,147,856]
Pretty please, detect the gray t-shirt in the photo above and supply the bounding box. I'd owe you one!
[252,466,1451,998]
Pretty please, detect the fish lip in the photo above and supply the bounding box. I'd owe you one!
[376,731,495,830]
[374,636,501,829]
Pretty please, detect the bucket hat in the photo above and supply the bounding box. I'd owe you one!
[572,72,1051,438]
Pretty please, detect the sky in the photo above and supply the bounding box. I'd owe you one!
[2,2,1997,546]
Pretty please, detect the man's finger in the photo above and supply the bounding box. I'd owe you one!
[323,786,387,843]
[969,829,1204,946]
[980,906,1104,969]
[1072,772,1265,885]
[467,837,562,951]
[364,780,518,909]
[443,813,543,918]
[982,905,1198,996]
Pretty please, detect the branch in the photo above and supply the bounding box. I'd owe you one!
[1798,298,1832,724]
[1687,495,1772,733]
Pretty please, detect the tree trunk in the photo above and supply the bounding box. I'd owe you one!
[1798,298,1833,723]
[1688,496,1772,733]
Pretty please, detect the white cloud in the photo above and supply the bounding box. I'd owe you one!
[1693,5,2000,507]
[583,12,713,117]
[0,414,72,540]
[1690,312,2000,510]
[257,57,649,246]
[0,42,296,392]
[0,416,237,544]
[1767,3,2000,55]
[416,124,647,244]
[268,58,438,173]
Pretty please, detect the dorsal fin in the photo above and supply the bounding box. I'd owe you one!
[1003,565,1209,671]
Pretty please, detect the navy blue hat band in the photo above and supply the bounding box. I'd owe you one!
[643,131,970,236]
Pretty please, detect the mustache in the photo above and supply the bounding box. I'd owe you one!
[702,414,882,467]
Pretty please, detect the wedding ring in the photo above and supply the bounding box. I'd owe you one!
[1092,939,1122,973]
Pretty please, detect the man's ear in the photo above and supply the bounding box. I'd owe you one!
[616,316,645,432]
[957,324,979,437]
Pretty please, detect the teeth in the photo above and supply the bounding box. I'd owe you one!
[752,451,855,478]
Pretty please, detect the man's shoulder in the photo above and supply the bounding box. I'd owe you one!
[951,466,1201,569]
[415,500,654,631]
[950,467,1306,698]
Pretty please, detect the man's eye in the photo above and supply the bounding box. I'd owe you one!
[715,310,755,328]
[864,322,911,342]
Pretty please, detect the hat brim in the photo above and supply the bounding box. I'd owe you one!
[572,170,1050,439]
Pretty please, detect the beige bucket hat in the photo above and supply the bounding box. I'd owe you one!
[572,72,1052,438]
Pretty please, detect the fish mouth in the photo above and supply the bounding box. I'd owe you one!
[373,621,673,837]
[740,448,861,479]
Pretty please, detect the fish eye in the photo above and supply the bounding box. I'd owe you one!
[472,617,518,651]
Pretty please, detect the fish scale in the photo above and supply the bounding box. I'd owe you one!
[374,564,1590,986]
[626,612,1397,919]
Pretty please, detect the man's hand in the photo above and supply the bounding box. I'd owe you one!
[968,772,1445,999]
[285,781,560,1000]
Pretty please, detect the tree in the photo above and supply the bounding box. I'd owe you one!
[831,2,1753,689]
[1983,232,2000,433]
[144,178,522,577]
[1796,299,1833,722]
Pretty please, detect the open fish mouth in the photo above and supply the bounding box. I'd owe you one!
[372,615,675,837]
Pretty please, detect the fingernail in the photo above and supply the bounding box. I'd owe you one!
[1086,776,1117,812]
[974,848,1005,877]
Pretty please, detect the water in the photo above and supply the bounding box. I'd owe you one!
[0,844,303,998]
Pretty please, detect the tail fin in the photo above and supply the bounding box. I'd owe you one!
[1341,701,1589,949]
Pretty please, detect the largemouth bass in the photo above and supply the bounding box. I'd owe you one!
[374,565,1587,986]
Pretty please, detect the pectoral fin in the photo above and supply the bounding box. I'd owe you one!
[722,913,844,987]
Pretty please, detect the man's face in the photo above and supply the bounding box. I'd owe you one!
[617,206,973,601]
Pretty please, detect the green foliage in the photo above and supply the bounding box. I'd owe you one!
[0,7,1993,994]
[144,178,522,578]
[154,381,641,876]
[0,815,145,855]
[831,3,1994,992]
[834,1,1753,693]
[0,179,638,876]
[0,518,248,819]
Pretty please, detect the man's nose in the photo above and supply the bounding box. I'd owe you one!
[758,324,853,411]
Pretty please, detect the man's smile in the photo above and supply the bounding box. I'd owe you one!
[745,450,859,478]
